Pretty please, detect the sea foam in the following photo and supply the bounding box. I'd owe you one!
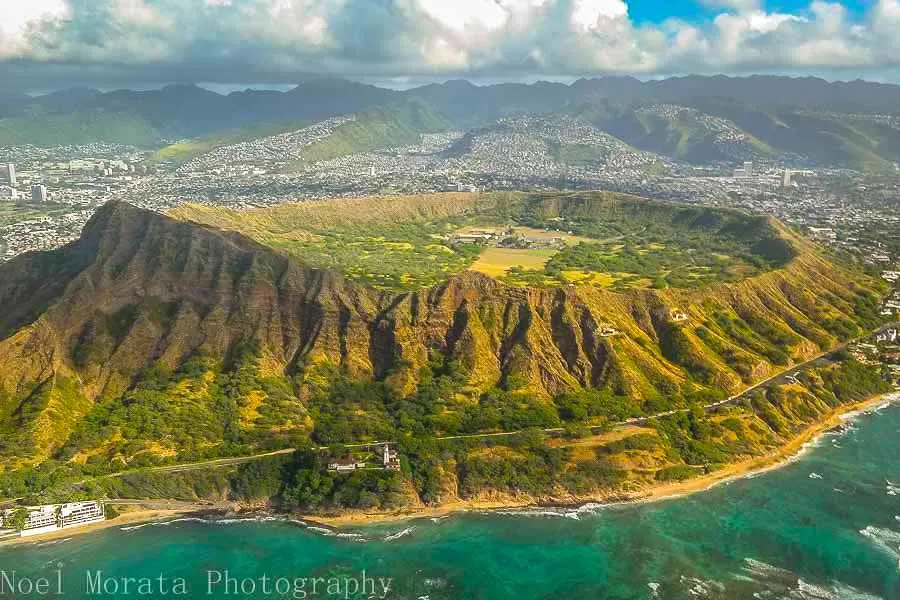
[383,526,415,541]
[859,526,900,561]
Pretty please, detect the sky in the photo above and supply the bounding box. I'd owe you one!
[1,0,900,92]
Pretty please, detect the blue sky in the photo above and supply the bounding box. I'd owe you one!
[1,0,899,90]
[627,0,870,23]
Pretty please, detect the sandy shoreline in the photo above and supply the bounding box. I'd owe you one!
[0,508,202,548]
[305,391,899,527]
[2,392,896,543]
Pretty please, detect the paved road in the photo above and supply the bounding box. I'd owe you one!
[80,321,898,480]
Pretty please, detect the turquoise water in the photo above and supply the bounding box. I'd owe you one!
[3,399,899,599]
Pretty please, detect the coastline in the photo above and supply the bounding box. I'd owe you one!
[304,391,899,527]
[0,507,202,548]
[1,392,896,543]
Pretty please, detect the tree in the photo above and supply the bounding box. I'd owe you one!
[4,507,30,531]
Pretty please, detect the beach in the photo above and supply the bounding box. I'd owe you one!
[4,394,897,600]
[0,504,221,548]
[3,392,897,540]
[307,391,899,527]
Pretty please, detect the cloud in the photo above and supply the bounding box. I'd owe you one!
[1,0,900,89]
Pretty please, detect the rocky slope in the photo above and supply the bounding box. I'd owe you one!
[0,196,885,467]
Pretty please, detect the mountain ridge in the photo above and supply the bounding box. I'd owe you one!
[0,76,900,169]
[0,194,887,470]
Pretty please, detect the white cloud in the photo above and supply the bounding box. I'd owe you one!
[570,0,628,31]
[416,0,509,32]
[0,0,68,57]
[3,0,900,83]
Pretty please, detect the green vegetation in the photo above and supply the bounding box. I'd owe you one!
[56,346,309,468]
[2,327,888,513]
[172,192,797,291]
[578,100,900,171]
[263,219,481,290]
[287,101,449,168]
[0,202,73,227]
[655,465,701,481]
[172,196,487,290]
[0,111,161,147]
[3,507,29,531]
[148,120,310,166]
[0,193,889,517]
[578,103,777,164]
[514,194,795,289]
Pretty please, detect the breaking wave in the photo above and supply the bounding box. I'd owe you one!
[383,526,415,541]
[740,558,883,599]
[859,526,900,561]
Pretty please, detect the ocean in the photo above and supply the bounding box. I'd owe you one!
[2,397,899,599]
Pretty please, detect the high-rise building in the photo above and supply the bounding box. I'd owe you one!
[782,169,792,187]
[31,184,48,203]
[743,161,753,177]
[5,163,15,187]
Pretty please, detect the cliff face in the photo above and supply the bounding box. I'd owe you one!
[0,200,882,465]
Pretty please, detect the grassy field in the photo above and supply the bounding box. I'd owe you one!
[0,202,71,227]
[171,192,796,292]
[469,248,556,277]
[172,195,485,290]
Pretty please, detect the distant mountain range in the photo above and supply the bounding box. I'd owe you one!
[3,76,900,169]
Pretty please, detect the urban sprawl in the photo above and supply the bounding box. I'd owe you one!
[1,112,899,298]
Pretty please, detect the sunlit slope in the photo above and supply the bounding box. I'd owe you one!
[171,192,796,291]
[0,195,886,468]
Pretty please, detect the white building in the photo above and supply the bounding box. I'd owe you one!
[1,501,105,537]
[328,458,367,472]
[671,309,690,323]
[782,169,792,187]
[59,501,105,529]
[380,444,401,471]
[5,163,15,187]
[1,505,58,537]
[599,324,620,337]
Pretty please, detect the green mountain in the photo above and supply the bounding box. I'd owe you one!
[287,100,451,167]
[0,110,162,147]
[0,193,887,474]
[688,99,900,170]
[575,102,777,164]
[4,77,900,171]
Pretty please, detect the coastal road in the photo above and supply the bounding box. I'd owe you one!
[102,441,388,478]
[70,321,899,483]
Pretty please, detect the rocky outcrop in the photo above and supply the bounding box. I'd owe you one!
[0,200,880,440]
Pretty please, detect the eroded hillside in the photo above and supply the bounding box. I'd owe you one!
[0,194,887,472]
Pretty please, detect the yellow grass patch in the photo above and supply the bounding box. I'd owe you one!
[468,446,528,460]
[425,244,455,253]
[469,248,556,277]
[382,242,414,250]
[631,278,654,288]
[240,390,266,427]
[549,426,657,451]
[590,272,619,287]
[561,270,593,283]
